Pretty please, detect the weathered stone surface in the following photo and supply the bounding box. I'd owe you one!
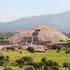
[9,25,68,44]
[9,25,68,51]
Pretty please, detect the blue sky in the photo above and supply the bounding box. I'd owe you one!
[0,0,70,22]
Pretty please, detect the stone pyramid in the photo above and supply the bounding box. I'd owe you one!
[9,25,68,46]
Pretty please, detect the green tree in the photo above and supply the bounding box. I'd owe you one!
[0,55,5,66]
[16,56,33,67]
[53,44,62,51]
[41,57,47,65]
[65,49,70,54]
[4,67,12,70]
[0,36,4,40]
[63,62,69,68]
[27,47,34,53]
[19,51,22,54]
[24,66,35,70]
[46,60,58,67]
[44,66,50,70]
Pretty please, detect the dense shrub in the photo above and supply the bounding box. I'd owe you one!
[6,47,15,50]
[0,55,4,60]
[44,66,50,70]
[67,41,70,47]
[0,61,4,66]
[27,47,34,53]
[15,56,61,70]
[19,51,22,54]
[52,44,62,50]
[16,56,33,67]
[50,66,59,70]
[63,62,70,70]
[24,66,35,70]
[31,62,41,69]
[6,56,9,59]
[0,37,4,40]
[56,49,60,53]
[52,44,57,49]
[4,67,12,70]
[23,56,32,61]
[63,62,69,67]
[41,57,47,65]
[16,59,24,65]
[0,55,5,66]
[5,56,9,62]
[65,49,70,54]
[46,60,58,66]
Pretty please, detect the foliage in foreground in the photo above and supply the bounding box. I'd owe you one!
[0,46,70,70]
[16,56,70,70]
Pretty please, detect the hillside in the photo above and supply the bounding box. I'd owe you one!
[0,10,70,32]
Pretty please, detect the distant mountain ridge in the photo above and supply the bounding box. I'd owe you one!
[0,10,70,33]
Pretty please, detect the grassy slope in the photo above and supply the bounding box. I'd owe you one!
[0,50,70,65]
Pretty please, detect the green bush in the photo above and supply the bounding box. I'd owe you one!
[4,67,12,70]
[0,55,4,60]
[41,57,47,65]
[22,56,33,63]
[65,49,70,54]
[31,62,41,69]
[16,59,24,65]
[46,60,58,66]
[53,44,62,50]
[63,62,69,68]
[5,56,9,62]
[16,56,33,67]
[19,51,22,54]
[44,66,50,70]
[0,37,4,40]
[27,47,34,53]
[50,66,59,70]
[24,66,35,70]
[0,55,5,66]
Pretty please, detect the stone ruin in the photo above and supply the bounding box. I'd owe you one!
[8,25,68,52]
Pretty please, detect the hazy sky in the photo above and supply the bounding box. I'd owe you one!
[0,0,70,22]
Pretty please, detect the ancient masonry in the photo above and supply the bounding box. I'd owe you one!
[8,25,68,52]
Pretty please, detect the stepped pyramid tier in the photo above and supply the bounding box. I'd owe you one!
[9,25,68,45]
[8,25,68,51]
